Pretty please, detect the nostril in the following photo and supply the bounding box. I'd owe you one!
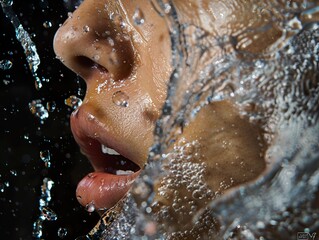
[74,56,108,75]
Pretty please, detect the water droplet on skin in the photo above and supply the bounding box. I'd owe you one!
[0,59,13,70]
[43,21,52,28]
[65,95,82,110]
[82,25,90,33]
[57,227,68,238]
[87,173,96,179]
[112,14,126,29]
[85,201,95,213]
[133,8,145,25]
[112,91,129,107]
[93,54,100,61]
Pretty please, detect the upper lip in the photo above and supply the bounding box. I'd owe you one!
[70,104,142,173]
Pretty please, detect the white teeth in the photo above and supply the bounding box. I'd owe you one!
[115,170,134,176]
[101,144,120,155]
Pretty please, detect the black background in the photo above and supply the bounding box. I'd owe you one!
[0,1,99,239]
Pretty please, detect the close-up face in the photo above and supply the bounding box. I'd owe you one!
[54,0,172,211]
[53,0,269,212]
[51,0,319,239]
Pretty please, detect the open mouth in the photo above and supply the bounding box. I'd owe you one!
[75,139,142,212]
[99,143,140,175]
[70,109,142,212]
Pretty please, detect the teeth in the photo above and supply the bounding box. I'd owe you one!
[115,170,134,175]
[101,144,120,155]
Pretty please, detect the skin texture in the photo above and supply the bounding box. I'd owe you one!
[52,0,281,236]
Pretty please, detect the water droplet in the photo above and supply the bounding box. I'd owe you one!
[93,54,100,61]
[40,206,57,221]
[133,8,145,25]
[57,227,68,238]
[10,169,17,176]
[40,150,51,168]
[112,91,129,107]
[0,183,5,193]
[82,25,90,33]
[65,95,82,110]
[46,101,56,112]
[0,0,13,7]
[32,219,43,238]
[43,21,52,28]
[85,201,95,213]
[29,99,49,121]
[112,14,126,29]
[0,59,13,70]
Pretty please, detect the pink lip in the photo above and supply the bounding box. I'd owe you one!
[70,105,141,211]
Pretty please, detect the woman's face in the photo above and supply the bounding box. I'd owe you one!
[53,0,268,219]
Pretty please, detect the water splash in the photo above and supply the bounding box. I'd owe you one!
[85,1,319,239]
[33,178,57,239]
[1,0,43,89]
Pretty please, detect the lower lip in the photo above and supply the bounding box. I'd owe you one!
[76,170,141,211]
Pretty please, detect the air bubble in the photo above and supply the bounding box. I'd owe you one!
[65,95,82,110]
[43,21,52,28]
[112,91,129,107]
[57,227,68,238]
[0,59,13,70]
[133,8,145,25]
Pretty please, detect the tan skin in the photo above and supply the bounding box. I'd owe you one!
[52,0,288,236]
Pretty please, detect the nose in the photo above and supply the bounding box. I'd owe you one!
[53,0,134,82]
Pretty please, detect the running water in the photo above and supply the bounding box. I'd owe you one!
[1,0,42,89]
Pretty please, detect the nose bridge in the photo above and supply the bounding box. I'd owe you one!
[53,0,134,81]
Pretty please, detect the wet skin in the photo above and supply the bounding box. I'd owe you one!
[53,0,276,230]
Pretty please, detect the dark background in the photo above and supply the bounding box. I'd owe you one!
[0,1,99,239]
